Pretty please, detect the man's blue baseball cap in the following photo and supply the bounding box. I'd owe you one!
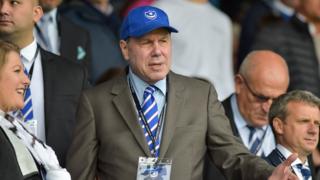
[120,6,178,40]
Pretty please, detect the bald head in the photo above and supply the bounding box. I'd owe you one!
[235,50,289,128]
[239,50,289,85]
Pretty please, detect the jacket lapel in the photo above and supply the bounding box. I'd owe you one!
[222,96,241,138]
[111,77,151,156]
[159,72,185,158]
[40,48,55,136]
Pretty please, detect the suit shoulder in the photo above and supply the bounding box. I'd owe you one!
[83,75,124,94]
[171,72,213,89]
[41,49,85,70]
[59,14,89,35]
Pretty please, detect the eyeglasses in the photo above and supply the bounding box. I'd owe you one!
[240,75,275,103]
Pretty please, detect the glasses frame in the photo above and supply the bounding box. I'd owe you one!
[240,74,274,103]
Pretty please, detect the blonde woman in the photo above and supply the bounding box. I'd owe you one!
[0,40,70,180]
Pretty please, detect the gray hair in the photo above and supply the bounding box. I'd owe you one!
[269,90,320,126]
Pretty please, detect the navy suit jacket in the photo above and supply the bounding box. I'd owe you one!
[40,48,89,167]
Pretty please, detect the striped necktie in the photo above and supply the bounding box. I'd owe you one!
[296,164,311,180]
[247,125,261,154]
[140,85,160,157]
[21,68,34,121]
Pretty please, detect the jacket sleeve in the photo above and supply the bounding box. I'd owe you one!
[206,84,274,180]
[66,92,97,180]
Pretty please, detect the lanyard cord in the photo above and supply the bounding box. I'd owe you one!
[251,125,269,154]
[24,45,39,81]
[128,78,167,157]
[275,148,295,174]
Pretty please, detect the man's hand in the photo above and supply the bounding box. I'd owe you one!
[268,153,298,180]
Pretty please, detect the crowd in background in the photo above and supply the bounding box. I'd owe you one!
[1,0,320,179]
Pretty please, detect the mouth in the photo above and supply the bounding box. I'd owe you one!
[149,62,163,69]
[304,138,317,144]
[0,20,13,26]
[16,87,26,96]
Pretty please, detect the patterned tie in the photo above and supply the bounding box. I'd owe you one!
[21,68,34,121]
[296,164,311,180]
[247,125,261,154]
[140,85,160,157]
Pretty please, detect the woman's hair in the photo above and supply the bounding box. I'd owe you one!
[0,40,20,70]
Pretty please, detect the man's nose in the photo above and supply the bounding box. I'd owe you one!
[151,42,162,56]
[262,99,273,113]
[0,2,10,14]
[308,122,319,135]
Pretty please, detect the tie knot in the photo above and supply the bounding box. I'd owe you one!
[296,164,311,179]
[247,125,257,143]
[41,14,53,23]
[247,125,256,133]
[145,86,157,95]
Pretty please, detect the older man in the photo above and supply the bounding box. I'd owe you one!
[267,90,320,180]
[67,5,297,180]
[205,50,290,180]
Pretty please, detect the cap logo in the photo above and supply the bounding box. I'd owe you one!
[144,10,157,20]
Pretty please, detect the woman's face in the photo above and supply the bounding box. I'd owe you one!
[0,51,29,112]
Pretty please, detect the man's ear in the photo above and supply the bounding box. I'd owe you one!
[33,5,43,23]
[273,117,284,135]
[119,40,129,61]
[235,74,243,94]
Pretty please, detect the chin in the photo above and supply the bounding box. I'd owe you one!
[15,102,24,110]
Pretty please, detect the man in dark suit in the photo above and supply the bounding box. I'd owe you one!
[267,90,320,179]
[60,0,127,84]
[204,50,290,180]
[67,6,298,180]
[0,0,88,168]
[35,0,93,82]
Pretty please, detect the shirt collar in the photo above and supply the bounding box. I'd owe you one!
[231,94,247,129]
[0,109,5,118]
[309,23,318,36]
[43,8,57,24]
[20,39,38,62]
[296,13,307,23]
[128,68,166,101]
[273,0,295,17]
[231,94,267,130]
[277,144,309,166]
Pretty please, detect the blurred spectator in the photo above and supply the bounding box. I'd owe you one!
[61,0,127,84]
[267,90,320,179]
[35,0,92,81]
[237,0,300,72]
[121,0,155,18]
[204,50,289,180]
[95,67,125,84]
[154,0,234,100]
[253,0,320,98]
[208,0,220,7]
[219,0,245,21]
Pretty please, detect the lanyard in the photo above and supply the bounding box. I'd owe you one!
[275,148,295,173]
[24,45,39,81]
[128,78,167,157]
[251,125,269,155]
